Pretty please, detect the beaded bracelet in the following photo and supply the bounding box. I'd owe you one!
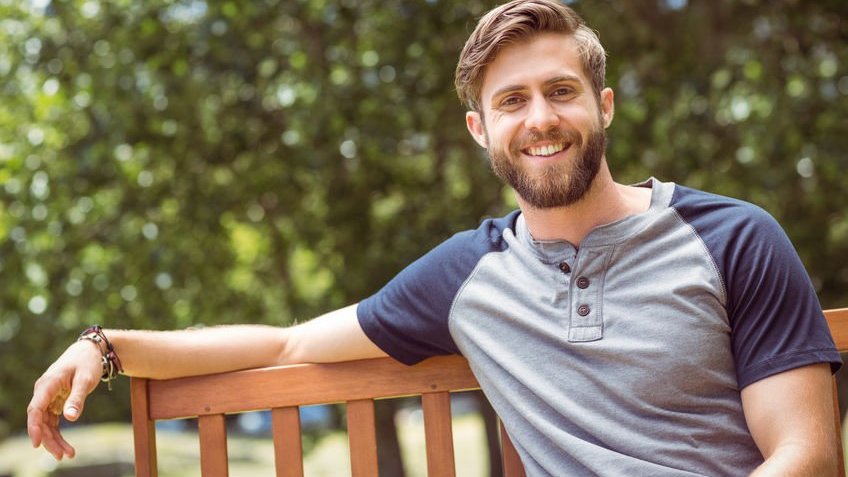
[78,325,123,390]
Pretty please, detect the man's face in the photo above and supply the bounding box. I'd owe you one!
[466,33,614,209]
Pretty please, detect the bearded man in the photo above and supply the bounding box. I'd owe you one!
[29,1,841,475]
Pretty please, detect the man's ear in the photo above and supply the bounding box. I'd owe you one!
[600,87,615,129]
[466,111,488,149]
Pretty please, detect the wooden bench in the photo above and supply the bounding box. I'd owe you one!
[130,308,848,477]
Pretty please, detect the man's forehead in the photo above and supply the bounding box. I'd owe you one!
[480,33,587,103]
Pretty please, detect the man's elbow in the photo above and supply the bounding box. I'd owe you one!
[753,441,840,477]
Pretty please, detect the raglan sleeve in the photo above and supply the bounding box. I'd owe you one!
[357,228,495,365]
[724,206,842,389]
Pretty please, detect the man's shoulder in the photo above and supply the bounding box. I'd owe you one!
[439,209,519,254]
[667,183,781,234]
[395,209,519,284]
[665,182,801,292]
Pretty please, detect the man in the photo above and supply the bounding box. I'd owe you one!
[28,1,841,475]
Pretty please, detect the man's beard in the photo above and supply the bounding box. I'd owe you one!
[488,126,606,209]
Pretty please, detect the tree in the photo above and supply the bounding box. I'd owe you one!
[2,1,846,475]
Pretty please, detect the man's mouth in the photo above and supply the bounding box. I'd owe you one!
[523,143,567,157]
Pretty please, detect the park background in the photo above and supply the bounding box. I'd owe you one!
[1,0,847,475]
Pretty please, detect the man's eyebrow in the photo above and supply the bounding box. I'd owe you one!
[490,84,526,101]
[544,74,583,86]
[490,74,584,101]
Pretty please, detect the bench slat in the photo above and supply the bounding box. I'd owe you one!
[825,308,848,352]
[422,392,456,477]
[825,309,848,476]
[272,407,304,477]
[198,414,229,477]
[130,378,158,477]
[500,421,526,477]
[146,355,477,420]
[347,399,379,477]
[832,376,844,476]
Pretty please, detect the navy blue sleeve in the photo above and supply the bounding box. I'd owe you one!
[672,186,841,388]
[357,212,515,365]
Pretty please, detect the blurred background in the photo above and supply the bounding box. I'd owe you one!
[1,0,846,475]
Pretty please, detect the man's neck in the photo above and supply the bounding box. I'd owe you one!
[517,165,652,246]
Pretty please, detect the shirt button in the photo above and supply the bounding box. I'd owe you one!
[558,262,571,274]
[577,304,590,316]
[576,277,590,289]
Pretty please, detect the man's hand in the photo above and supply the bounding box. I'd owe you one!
[27,340,102,460]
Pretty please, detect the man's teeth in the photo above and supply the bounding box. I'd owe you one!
[528,143,565,156]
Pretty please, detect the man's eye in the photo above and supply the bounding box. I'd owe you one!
[552,87,573,97]
[501,96,523,106]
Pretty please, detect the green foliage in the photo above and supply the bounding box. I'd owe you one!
[1,0,846,440]
[584,0,848,305]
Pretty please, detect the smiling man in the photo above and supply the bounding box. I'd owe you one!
[28,1,841,476]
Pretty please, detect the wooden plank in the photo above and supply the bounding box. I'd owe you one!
[825,308,848,352]
[147,355,479,420]
[271,407,304,477]
[346,399,378,477]
[826,309,848,477]
[499,420,526,477]
[831,376,845,477]
[130,378,158,477]
[422,392,455,477]
[198,414,228,477]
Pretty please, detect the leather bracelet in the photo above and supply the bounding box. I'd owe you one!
[78,325,123,390]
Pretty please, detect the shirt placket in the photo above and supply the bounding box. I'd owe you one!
[567,246,612,342]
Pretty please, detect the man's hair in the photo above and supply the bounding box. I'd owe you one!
[455,0,606,112]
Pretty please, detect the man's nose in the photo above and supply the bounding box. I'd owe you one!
[524,98,559,131]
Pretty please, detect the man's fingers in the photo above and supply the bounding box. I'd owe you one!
[45,409,75,459]
[26,406,44,448]
[28,403,75,460]
[40,429,65,460]
[27,377,64,447]
[45,413,75,459]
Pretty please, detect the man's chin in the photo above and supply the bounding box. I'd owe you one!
[514,168,600,209]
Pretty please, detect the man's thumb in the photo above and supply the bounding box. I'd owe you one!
[63,396,83,421]
[63,377,94,422]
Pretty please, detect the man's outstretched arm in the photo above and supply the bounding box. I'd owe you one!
[27,304,386,460]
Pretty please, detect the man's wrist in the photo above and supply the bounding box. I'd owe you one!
[77,325,123,390]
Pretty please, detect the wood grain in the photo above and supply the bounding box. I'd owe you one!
[422,392,455,477]
[198,414,228,477]
[346,399,378,477]
[272,406,304,477]
[146,355,477,420]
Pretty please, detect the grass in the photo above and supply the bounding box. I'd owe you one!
[0,412,489,477]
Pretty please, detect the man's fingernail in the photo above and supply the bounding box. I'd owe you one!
[65,407,78,418]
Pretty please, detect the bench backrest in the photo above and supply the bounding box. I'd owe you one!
[131,308,848,477]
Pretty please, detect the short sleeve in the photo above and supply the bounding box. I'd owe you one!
[671,186,841,388]
[357,213,515,365]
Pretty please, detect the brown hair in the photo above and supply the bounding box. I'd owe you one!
[455,0,606,112]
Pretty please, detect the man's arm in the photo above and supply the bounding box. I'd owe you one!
[27,303,386,460]
[742,362,838,477]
